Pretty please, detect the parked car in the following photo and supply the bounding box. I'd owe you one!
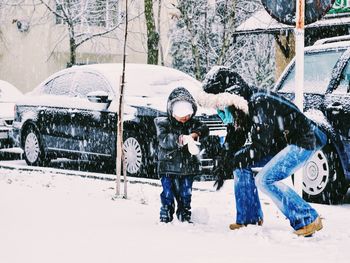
[12,63,225,178]
[0,80,23,149]
[273,36,350,204]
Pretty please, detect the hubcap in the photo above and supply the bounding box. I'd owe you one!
[302,150,329,196]
[25,132,40,164]
[123,137,142,174]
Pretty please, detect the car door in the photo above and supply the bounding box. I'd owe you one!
[324,62,350,169]
[72,71,116,158]
[38,72,79,152]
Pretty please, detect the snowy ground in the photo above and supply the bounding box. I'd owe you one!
[1,164,350,263]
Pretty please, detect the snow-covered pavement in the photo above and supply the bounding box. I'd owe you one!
[1,165,349,263]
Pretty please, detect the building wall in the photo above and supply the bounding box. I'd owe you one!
[0,0,176,94]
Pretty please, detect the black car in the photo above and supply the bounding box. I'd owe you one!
[273,36,350,204]
[12,63,225,178]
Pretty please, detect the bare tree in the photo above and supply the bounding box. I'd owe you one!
[38,0,124,66]
[116,0,128,199]
[174,0,207,80]
[170,0,275,88]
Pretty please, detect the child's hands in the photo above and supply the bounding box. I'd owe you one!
[179,134,201,155]
[190,132,199,141]
[179,135,191,146]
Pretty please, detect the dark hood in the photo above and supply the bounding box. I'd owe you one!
[167,87,197,118]
[201,66,262,101]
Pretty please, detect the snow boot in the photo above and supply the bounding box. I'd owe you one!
[176,207,192,223]
[294,216,323,237]
[229,220,263,230]
[160,204,174,223]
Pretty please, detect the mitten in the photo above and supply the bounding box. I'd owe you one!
[212,163,232,191]
[187,137,201,155]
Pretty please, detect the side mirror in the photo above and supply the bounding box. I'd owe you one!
[87,91,111,103]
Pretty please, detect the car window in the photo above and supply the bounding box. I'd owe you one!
[40,79,54,95]
[35,73,75,96]
[74,72,113,98]
[335,61,350,94]
[278,49,345,94]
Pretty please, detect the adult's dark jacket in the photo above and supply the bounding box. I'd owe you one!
[232,91,326,169]
[198,66,326,170]
[154,87,209,176]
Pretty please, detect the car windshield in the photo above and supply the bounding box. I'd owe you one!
[278,49,345,94]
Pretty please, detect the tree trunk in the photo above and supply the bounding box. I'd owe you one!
[157,0,164,66]
[217,0,236,65]
[144,0,159,64]
[116,0,129,198]
[69,37,76,67]
[67,20,76,67]
[177,1,202,80]
[192,43,201,80]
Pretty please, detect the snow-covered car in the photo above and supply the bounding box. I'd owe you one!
[0,80,23,149]
[12,63,225,178]
[273,36,350,204]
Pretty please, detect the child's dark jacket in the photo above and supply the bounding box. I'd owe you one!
[154,87,209,176]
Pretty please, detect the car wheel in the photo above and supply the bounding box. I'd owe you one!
[302,145,348,204]
[123,134,143,175]
[23,125,48,166]
[123,128,157,177]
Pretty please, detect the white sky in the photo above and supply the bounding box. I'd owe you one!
[1,161,349,263]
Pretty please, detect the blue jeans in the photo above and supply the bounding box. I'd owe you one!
[234,145,320,229]
[160,176,193,221]
[233,156,272,225]
[254,145,319,230]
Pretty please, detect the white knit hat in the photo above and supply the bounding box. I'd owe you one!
[172,101,193,117]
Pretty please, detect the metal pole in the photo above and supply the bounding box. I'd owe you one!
[294,0,305,196]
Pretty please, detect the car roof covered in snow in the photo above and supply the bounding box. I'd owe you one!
[26,63,216,116]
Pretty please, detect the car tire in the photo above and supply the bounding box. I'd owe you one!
[123,129,156,178]
[23,125,49,166]
[302,145,348,204]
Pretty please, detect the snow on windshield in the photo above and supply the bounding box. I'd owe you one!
[278,49,345,94]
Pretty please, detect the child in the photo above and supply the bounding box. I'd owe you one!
[154,87,209,223]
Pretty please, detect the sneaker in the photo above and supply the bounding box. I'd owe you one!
[294,216,323,237]
[229,220,263,230]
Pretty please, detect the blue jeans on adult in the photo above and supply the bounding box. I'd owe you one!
[160,176,193,221]
[234,145,321,229]
[233,156,272,225]
[254,145,319,230]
